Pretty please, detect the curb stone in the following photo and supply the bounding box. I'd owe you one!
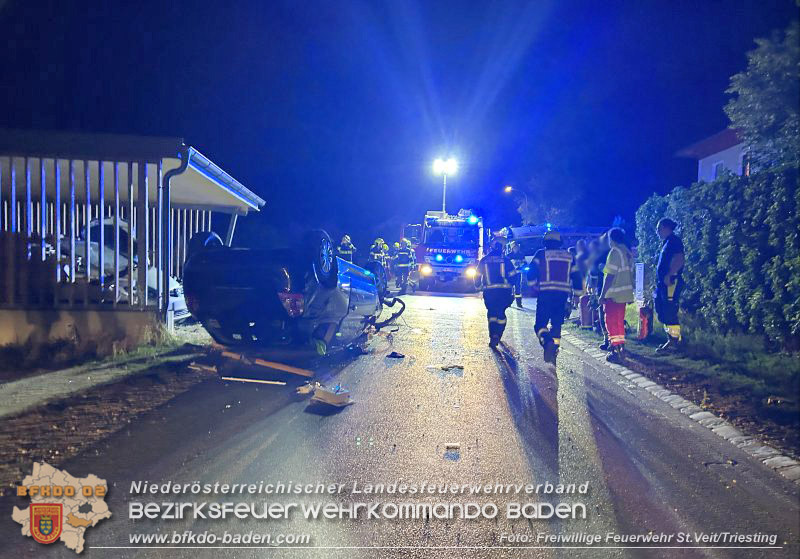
[562,332,800,486]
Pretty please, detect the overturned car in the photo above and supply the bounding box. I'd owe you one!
[183,230,401,363]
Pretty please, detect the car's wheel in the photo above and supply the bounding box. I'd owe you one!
[187,231,224,263]
[303,229,338,288]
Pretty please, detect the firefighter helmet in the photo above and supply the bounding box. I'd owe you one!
[394,242,400,249]
[342,235,351,243]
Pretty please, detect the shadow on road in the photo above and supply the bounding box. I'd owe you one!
[492,342,560,481]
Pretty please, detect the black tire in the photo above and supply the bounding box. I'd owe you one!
[303,229,338,288]
[187,231,224,263]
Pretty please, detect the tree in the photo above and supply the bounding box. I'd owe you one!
[724,20,800,168]
[516,178,577,226]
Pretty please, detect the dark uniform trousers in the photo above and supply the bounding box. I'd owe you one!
[535,291,570,346]
[510,258,525,303]
[655,276,683,339]
[484,288,514,339]
[394,249,412,288]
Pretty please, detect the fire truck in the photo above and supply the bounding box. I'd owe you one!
[404,209,486,291]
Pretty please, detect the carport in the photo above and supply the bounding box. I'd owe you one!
[0,128,264,351]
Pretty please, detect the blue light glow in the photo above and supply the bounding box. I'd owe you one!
[435,254,444,262]
[455,254,464,263]
[467,215,479,225]
[545,222,552,230]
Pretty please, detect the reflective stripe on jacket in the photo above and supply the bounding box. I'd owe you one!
[529,248,578,293]
[603,242,635,303]
[479,253,516,289]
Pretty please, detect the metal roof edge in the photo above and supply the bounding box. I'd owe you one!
[186,147,266,210]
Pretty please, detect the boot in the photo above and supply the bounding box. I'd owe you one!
[543,340,558,365]
[599,339,610,351]
[606,345,625,363]
[656,337,679,354]
[489,335,500,349]
[515,297,523,308]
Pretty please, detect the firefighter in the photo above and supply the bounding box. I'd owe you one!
[395,238,415,294]
[476,238,516,349]
[338,235,356,262]
[528,230,582,365]
[508,241,526,308]
[600,228,635,363]
[654,218,685,353]
[369,238,386,265]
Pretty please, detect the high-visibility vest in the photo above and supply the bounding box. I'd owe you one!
[479,254,516,289]
[395,248,414,267]
[603,243,635,303]
[369,246,384,264]
[529,248,577,293]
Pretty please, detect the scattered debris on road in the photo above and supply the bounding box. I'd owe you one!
[310,384,353,407]
[387,351,405,359]
[297,381,353,408]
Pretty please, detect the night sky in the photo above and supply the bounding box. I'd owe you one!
[1,0,797,248]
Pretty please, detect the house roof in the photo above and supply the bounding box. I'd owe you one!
[0,129,265,215]
[676,128,743,159]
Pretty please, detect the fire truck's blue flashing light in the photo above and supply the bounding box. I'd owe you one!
[435,254,444,262]
[455,254,464,263]
[545,222,553,230]
[467,215,479,225]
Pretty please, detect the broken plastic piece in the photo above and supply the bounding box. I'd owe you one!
[296,382,322,395]
[445,442,460,450]
[311,384,353,407]
[441,364,464,371]
[387,351,405,359]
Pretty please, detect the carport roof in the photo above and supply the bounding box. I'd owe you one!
[0,129,265,215]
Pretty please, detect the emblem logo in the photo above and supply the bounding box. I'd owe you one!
[30,503,63,544]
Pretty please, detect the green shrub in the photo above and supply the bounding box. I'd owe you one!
[635,165,800,350]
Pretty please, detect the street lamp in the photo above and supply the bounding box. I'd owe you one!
[433,157,458,214]
[502,185,529,220]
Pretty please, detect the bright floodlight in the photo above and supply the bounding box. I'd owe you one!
[503,185,513,193]
[433,157,458,175]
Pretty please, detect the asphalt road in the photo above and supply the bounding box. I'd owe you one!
[3,294,799,559]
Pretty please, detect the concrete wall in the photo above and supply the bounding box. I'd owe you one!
[0,308,161,356]
[697,143,746,182]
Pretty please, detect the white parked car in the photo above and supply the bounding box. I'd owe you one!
[65,218,189,321]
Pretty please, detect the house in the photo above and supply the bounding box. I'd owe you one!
[677,128,750,182]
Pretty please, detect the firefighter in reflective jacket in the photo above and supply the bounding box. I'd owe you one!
[338,235,356,262]
[369,238,386,266]
[476,239,517,349]
[395,238,415,293]
[508,241,526,308]
[528,230,582,365]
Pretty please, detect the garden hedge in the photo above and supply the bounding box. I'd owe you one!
[635,165,799,349]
